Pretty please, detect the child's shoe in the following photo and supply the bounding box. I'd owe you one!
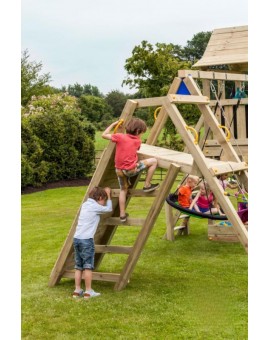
[84,289,101,299]
[143,183,160,192]
[72,289,84,298]
[120,213,129,223]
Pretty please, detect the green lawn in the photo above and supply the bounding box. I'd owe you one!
[22,186,247,339]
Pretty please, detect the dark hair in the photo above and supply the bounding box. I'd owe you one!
[125,118,147,135]
[88,187,108,201]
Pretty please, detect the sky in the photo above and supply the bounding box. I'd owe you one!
[21,0,248,95]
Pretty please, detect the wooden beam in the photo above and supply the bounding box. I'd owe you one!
[167,94,210,105]
[209,98,248,106]
[178,70,248,81]
[135,97,165,108]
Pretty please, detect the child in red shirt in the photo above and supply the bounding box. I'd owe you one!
[102,118,159,222]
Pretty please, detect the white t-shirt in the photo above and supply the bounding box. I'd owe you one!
[74,198,112,239]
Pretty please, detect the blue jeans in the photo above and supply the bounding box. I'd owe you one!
[73,238,95,270]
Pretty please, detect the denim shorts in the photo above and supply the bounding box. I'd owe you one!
[73,238,95,270]
[115,161,147,190]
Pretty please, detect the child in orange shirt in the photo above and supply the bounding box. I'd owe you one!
[177,175,199,207]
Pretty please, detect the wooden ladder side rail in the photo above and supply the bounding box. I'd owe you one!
[162,98,248,253]
[114,163,181,291]
[48,100,138,287]
[146,77,181,145]
[184,76,248,191]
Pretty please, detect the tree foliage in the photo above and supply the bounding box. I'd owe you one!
[78,95,113,128]
[181,31,211,63]
[21,50,55,106]
[122,41,191,97]
[105,90,129,118]
[21,93,95,188]
[62,83,104,98]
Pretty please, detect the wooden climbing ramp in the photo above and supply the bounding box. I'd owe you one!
[49,69,248,291]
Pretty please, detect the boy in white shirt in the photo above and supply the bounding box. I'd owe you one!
[73,186,112,299]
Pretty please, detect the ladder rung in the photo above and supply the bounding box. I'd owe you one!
[95,245,132,254]
[103,217,145,226]
[63,270,120,282]
[112,189,158,198]
[174,225,188,231]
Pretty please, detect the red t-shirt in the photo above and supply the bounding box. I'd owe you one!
[178,185,192,207]
[111,133,141,170]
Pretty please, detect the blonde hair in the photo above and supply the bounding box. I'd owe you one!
[186,175,199,185]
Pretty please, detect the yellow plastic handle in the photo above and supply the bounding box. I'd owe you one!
[113,119,124,133]
[218,125,231,142]
[186,126,198,145]
[154,107,162,120]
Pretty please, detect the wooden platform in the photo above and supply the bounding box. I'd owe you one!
[138,144,248,176]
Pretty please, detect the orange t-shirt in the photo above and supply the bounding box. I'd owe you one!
[178,185,192,207]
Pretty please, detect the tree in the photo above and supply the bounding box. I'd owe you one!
[78,95,113,127]
[62,83,104,98]
[105,90,129,117]
[21,50,54,106]
[122,41,191,97]
[181,31,211,64]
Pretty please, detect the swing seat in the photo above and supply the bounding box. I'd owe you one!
[166,193,228,221]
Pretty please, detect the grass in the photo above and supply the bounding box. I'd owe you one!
[22,186,247,339]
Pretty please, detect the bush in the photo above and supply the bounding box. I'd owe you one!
[21,93,95,188]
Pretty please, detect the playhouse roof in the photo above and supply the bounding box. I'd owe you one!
[193,25,248,71]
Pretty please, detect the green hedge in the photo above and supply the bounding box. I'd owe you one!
[21,94,95,188]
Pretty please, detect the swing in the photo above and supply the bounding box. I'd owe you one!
[166,176,228,221]
[166,193,228,220]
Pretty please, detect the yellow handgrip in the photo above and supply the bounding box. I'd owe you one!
[218,125,231,142]
[154,107,162,120]
[113,119,124,133]
[186,126,198,145]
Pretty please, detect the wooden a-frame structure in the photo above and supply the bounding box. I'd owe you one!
[49,69,248,291]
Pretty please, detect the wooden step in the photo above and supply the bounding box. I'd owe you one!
[111,189,158,198]
[95,245,133,254]
[63,270,120,282]
[103,217,145,226]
